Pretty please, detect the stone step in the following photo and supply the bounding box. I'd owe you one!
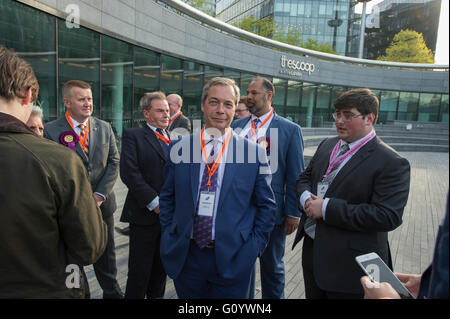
[303,135,449,147]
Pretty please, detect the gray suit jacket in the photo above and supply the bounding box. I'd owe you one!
[44,116,120,217]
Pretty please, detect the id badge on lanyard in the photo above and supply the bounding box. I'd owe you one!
[198,192,215,216]
[317,182,328,199]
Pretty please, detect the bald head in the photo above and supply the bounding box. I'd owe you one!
[167,94,183,116]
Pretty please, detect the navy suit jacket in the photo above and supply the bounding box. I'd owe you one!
[231,113,305,224]
[119,125,167,225]
[159,131,277,280]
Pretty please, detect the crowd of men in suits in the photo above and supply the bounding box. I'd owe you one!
[5,45,441,299]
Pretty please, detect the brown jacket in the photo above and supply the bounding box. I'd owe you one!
[0,113,107,298]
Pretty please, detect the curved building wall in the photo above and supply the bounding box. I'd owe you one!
[1,0,448,135]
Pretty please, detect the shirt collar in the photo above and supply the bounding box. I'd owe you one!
[342,129,376,150]
[70,116,88,128]
[251,107,273,124]
[170,111,181,120]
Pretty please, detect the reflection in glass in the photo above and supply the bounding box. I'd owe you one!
[379,90,399,123]
[0,0,56,121]
[134,47,160,126]
[58,22,100,119]
[398,92,419,121]
[184,61,204,124]
[161,55,182,94]
[101,35,133,139]
[418,93,440,122]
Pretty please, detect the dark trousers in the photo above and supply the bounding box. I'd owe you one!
[74,213,122,298]
[174,241,252,299]
[302,235,363,299]
[125,223,166,299]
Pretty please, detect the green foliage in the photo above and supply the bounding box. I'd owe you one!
[186,0,215,17]
[302,38,339,55]
[233,16,338,55]
[377,29,434,63]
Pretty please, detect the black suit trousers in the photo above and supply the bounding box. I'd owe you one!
[125,222,167,299]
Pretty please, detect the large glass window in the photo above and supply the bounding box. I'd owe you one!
[101,35,133,139]
[240,72,255,96]
[183,61,203,125]
[273,78,287,116]
[286,80,301,124]
[58,22,100,119]
[440,95,448,123]
[418,93,441,122]
[204,65,223,82]
[315,84,331,126]
[161,55,182,94]
[301,82,317,128]
[134,47,160,126]
[398,92,419,121]
[379,90,399,123]
[0,0,56,121]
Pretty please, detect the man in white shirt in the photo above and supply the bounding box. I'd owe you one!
[44,80,121,299]
[292,88,411,299]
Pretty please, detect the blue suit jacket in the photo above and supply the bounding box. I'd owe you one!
[159,131,277,280]
[231,113,305,224]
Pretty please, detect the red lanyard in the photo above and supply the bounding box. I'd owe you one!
[168,112,183,127]
[65,112,89,150]
[200,128,232,186]
[154,129,170,145]
[250,107,274,139]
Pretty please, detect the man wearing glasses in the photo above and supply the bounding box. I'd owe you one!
[234,96,250,120]
[292,88,411,299]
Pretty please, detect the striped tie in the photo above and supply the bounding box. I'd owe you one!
[78,123,89,158]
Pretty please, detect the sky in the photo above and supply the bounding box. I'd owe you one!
[355,0,449,64]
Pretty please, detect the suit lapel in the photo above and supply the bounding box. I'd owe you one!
[143,125,166,160]
[59,117,88,164]
[326,137,377,194]
[190,134,201,208]
[87,117,98,163]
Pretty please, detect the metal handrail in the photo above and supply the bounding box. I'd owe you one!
[159,0,449,70]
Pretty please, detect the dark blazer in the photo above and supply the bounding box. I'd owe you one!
[44,116,120,217]
[169,113,191,133]
[292,136,411,294]
[231,113,305,224]
[120,125,167,225]
[159,131,277,280]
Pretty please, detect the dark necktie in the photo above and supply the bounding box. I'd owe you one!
[156,128,169,157]
[193,139,219,248]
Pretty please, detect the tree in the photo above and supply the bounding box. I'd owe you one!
[302,38,339,55]
[186,0,215,17]
[377,29,434,63]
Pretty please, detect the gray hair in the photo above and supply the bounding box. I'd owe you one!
[30,105,43,119]
[140,91,167,111]
[201,77,240,106]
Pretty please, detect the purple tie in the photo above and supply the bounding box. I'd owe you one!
[245,118,261,140]
[193,139,219,248]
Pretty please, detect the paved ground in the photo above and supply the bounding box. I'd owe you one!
[86,151,449,299]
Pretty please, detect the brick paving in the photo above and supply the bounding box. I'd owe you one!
[86,151,449,299]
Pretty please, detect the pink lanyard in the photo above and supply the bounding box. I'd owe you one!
[323,130,376,180]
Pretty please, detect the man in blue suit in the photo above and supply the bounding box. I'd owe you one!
[159,77,277,298]
[231,76,305,299]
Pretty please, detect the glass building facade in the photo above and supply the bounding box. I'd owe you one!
[216,0,362,57]
[0,0,448,144]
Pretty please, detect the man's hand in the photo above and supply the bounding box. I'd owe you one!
[304,194,324,219]
[153,205,160,215]
[395,273,421,298]
[284,216,300,235]
[93,193,104,207]
[360,276,401,299]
